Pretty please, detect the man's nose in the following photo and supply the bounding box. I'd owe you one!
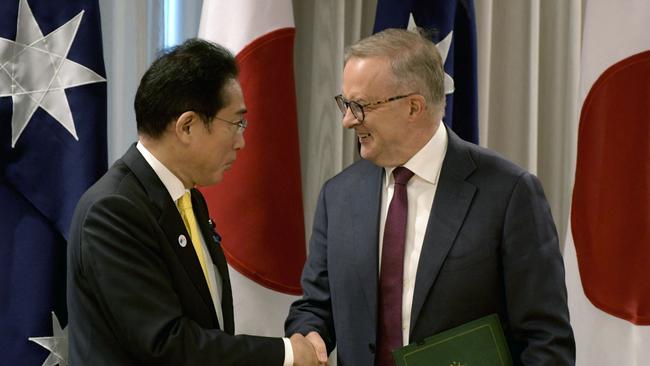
[234,132,245,150]
[341,108,360,129]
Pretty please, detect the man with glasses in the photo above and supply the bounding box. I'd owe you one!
[67,39,319,365]
[286,29,575,365]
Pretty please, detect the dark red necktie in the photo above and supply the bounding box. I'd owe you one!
[376,167,414,366]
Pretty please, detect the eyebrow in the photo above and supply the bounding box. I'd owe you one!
[343,95,368,104]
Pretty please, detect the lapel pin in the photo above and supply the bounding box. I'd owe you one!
[178,234,187,247]
[213,231,222,245]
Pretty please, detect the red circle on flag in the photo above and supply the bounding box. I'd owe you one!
[572,51,650,325]
[201,28,306,295]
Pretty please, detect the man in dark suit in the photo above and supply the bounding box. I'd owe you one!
[285,29,575,365]
[67,39,319,365]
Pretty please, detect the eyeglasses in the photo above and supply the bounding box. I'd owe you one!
[334,93,417,122]
[213,115,248,133]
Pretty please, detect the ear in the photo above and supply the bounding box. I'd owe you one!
[407,94,427,120]
[174,111,198,143]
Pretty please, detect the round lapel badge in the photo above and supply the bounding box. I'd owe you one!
[178,234,187,247]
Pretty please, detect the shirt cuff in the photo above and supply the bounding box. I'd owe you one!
[282,337,294,366]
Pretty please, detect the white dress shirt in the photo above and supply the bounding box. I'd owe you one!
[136,142,293,365]
[378,124,448,346]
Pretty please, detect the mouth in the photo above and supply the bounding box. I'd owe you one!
[357,132,371,143]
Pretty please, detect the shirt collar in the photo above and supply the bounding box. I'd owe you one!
[384,122,448,187]
[136,141,188,202]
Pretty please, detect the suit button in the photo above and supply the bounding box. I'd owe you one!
[368,343,376,354]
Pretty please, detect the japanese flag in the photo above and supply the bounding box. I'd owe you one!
[564,1,650,364]
[198,0,305,336]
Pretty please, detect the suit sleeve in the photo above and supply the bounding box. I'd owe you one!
[285,182,336,353]
[501,172,576,365]
[76,194,284,366]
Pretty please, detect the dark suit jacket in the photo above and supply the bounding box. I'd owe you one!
[67,145,284,365]
[285,128,575,365]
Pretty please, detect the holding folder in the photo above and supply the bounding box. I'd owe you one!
[393,314,512,366]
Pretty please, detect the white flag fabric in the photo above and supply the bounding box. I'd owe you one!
[565,1,650,365]
[198,0,305,336]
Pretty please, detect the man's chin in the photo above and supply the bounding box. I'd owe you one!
[213,172,225,184]
[360,149,378,164]
[200,171,225,187]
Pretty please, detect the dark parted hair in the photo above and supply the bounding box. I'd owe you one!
[134,38,238,138]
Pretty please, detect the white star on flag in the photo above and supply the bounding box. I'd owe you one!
[28,312,68,366]
[408,13,455,94]
[0,0,106,147]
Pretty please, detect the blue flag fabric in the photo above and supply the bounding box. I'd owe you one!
[373,0,479,144]
[0,0,106,364]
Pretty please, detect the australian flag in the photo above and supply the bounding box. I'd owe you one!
[374,0,479,144]
[0,0,106,364]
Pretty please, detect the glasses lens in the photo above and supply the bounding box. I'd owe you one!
[335,95,347,116]
[349,101,364,122]
[238,119,247,133]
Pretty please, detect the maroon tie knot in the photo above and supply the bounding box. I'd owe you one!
[393,167,414,186]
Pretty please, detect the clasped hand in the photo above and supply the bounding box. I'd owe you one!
[290,331,328,366]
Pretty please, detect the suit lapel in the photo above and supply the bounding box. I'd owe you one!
[122,145,217,324]
[351,162,383,329]
[192,189,235,335]
[159,200,218,321]
[209,241,234,335]
[409,130,477,335]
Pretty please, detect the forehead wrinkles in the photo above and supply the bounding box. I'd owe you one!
[343,57,396,101]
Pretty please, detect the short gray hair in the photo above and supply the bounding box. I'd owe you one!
[345,28,445,112]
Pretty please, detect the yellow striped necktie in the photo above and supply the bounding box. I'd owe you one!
[177,192,214,296]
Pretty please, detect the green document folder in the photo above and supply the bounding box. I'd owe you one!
[392,314,513,366]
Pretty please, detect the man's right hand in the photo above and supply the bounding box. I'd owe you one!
[305,331,328,364]
[290,333,323,366]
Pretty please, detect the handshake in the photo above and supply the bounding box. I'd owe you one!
[289,331,329,366]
